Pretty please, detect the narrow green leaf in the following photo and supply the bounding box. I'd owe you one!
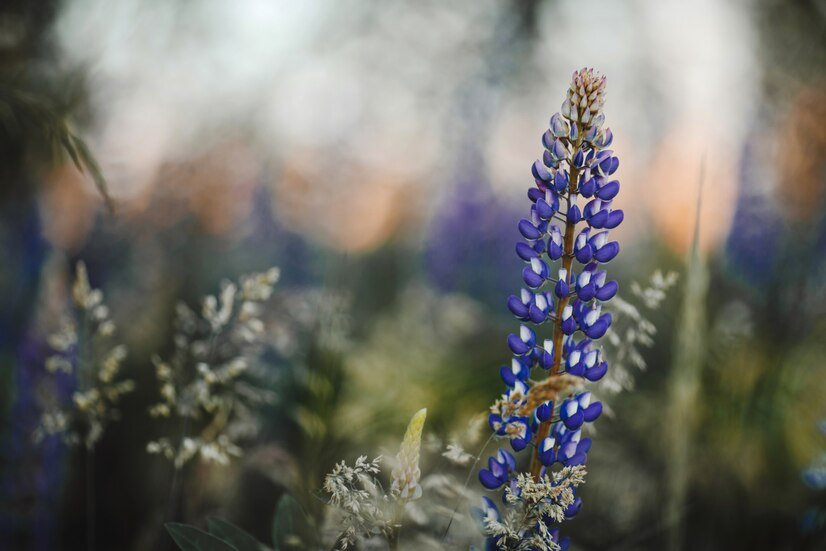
[165,523,239,551]
[207,517,270,551]
[70,133,114,213]
[59,127,82,172]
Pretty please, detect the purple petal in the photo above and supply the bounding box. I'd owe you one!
[539,446,556,466]
[584,313,612,339]
[554,170,569,192]
[548,241,563,260]
[551,139,567,160]
[532,160,552,182]
[573,149,585,168]
[515,242,538,261]
[567,357,586,376]
[595,280,618,301]
[593,241,619,263]
[536,403,551,422]
[543,149,557,168]
[563,410,584,430]
[528,304,547,324]
[539,349,554,369]
[577,282,596,301]
[522,267,545,289]
[555,279,570,299]
[507,334,531,355]
[599,128,614,148]
[478,469,503,490]
[597,180,620,200]
[569,122,579,141]
[579,178,596,197]
[542,129,555,149]
[567,205,582,223]
[511,437,528,452]
[584,361,608,381]
[583,402,602,422]
[575,244,593,264]
[507,295,530,318]
[588,209,608,228]
[518,219,541,240]
[605,209,624,229]
[499,365,517,386]
[536,198,555,220]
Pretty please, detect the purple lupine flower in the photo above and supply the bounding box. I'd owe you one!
[478,68,622,548]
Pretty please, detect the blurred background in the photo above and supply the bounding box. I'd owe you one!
[1,0,825,549]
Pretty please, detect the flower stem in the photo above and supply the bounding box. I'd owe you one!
[529,144,582,481]
[441,432,496,542]
[387,500,405,550]
[78,307,97,551]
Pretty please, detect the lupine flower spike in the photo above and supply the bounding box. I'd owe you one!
[478,68,622,550]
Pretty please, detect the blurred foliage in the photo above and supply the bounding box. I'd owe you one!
[0,0,825,550]
[0,81,111,208]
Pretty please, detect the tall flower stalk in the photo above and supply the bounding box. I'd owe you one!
[35,261,134,551]
[478,68,623,550]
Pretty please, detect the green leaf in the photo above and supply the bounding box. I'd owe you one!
[272,495,311,550]
[70,132,114,213]
[207,517,270,551]
[58,127,81,171]
[165,523,239,551]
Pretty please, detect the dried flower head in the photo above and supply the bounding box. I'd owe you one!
[479,466,586,551]
[602,270,678,394]
[322,407,431,549]
[35,262,134,449]
[146,267,279,467]
[443,442,474,466]
[323,455,388,550]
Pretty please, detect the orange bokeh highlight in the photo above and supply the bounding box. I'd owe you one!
[777,85,826,222]
[39,164,98,252]
[272,152,415,253]
[646,120,739,255]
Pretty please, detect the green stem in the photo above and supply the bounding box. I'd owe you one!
[77,306,97,551]
[441,432,496,542]
[387,499,404,550]
[529,134,582,481]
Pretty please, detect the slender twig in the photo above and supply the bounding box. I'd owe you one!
[161,320,225,526]
[440,432,496,543]
[77,306,97,551]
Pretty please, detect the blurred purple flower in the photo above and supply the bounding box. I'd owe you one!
[425,174,522,310]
